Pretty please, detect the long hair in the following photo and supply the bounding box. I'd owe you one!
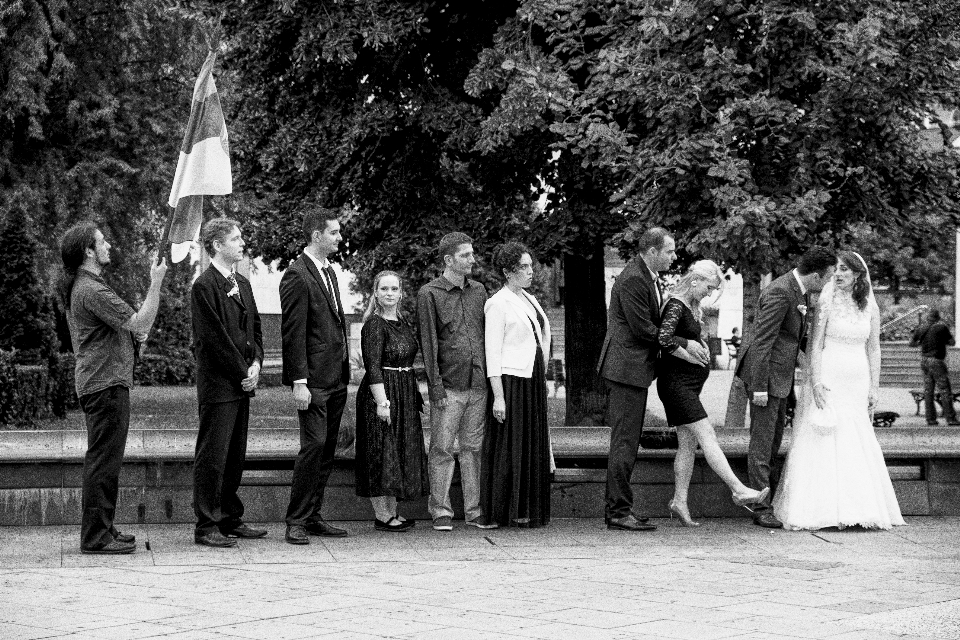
[58,221,99,308]
[837,250,870,311]
[668,259,724,320]
[362,270,404,322]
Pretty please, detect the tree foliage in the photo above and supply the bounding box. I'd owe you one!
[466,0,960,273]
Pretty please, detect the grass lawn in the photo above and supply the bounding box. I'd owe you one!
[29,384,568,430]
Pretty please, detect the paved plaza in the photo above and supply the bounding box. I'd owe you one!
[0,517,959,639]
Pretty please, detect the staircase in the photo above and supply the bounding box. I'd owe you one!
[881,342,922,388]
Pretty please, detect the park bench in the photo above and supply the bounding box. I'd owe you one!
[909,389,960,417]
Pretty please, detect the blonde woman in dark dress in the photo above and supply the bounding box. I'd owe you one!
[657,260,769,526]
[355,271,429,531]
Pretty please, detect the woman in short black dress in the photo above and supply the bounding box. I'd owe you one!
[355,271,429,531]
[657,260,768,526]
[481,242,553,528]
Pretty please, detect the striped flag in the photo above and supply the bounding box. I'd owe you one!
[166,50,232,263]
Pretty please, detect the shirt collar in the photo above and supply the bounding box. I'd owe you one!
[439,274,471,291]
[303,249,330,272]
[791,269,807,295]
[210,260,235,280]
[77,267,105,285]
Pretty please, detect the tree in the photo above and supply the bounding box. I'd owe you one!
[465,0,960,339]
[1,0,207,300]
[0,203,57,363]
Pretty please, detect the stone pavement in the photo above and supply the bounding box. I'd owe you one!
[1,518,960,639]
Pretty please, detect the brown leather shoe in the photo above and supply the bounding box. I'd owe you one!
[607,515,657,531]
[304,519,348,537]
[195,531,238,548]
[753,511,783,529]
[285,525,310,545]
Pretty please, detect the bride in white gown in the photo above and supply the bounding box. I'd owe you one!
[774,251,905,530]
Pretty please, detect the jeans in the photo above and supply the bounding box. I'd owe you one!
[78,385,131,550]
[428,387,487,521]
[922,356,957,423]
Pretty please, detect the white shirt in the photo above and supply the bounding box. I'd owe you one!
[210,260,235,281]
[792,269,807,295]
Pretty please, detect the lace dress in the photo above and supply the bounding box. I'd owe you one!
[657,298,710,426]
[773,290,905,530]
[355,315,429,499]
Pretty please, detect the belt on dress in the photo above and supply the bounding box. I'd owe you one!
[381,366,413,371]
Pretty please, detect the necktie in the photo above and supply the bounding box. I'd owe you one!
[322,266,339,316]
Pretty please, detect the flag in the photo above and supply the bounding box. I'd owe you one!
[166,50,232,263]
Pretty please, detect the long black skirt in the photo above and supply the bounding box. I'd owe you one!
[480,348,551,528]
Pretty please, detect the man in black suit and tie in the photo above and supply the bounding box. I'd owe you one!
[191,218,266,547]
[281,207,351,544]
[599,227,688,532]
[735,247,836,528]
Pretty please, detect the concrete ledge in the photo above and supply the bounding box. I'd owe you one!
[4,426,960,463]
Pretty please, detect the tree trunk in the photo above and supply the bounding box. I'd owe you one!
[741,275,762,344]
[563,245,608,426]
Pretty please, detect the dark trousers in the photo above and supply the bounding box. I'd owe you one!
[194,397,250,535]
[286,384,347,526]
[78,385,130,550]
[604,380,649,520]
[922,356,957,423]
[747,394,788,511]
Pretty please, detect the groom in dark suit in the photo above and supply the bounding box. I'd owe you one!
[191,218,266,547]
[736,247,836,528]
[281,207,351,544]
[599,227,691,531]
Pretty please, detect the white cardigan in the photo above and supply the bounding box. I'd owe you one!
[484,287,552,379]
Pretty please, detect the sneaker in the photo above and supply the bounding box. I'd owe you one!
[465,518,498,530]
[432,516,453,531]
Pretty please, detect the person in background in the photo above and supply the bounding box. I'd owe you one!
[481,242,553,528]
[417,232,496,531]
[355,271,429,531]
[59,222,167,554]
[910,308,960,426]
[656,260,769,527]
[730,327,742,349]
[190,218,266,548]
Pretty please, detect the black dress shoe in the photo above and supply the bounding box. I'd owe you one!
[285,525,310,545]
[304,519,348,537]
[195,531,238,548]
[607,515,657,532]
[374,517,414,532]
[753,512,783,529]
[81,540,135,555]
[222,524,268,538]
[111,529,135,544]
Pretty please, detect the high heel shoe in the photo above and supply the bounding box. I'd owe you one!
[667,499,702,528]
[732,487,770,513]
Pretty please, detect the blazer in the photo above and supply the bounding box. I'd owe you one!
[484,287,551,379]
[736,271,807,398]
[280,254,350,390]
[191,266,263,404]
[597,256,662,388]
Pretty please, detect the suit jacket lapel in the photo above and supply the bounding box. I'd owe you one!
[636,259,661,321]
[300,254,341,324]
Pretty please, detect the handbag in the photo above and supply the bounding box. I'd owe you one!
[808,401,837,436]
[639,424,679,449]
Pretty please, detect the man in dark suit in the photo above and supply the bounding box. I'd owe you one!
[735,247,836,528]
[191,218,266,547]
[281,207,351,544]
[599,227,687,532]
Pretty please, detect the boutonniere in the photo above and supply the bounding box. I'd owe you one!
[227,284,240,298]
[797,304,808,316]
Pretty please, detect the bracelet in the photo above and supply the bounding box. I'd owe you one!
[378,400,390,409]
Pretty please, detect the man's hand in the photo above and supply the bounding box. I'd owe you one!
[241,362,260,392]
[149,253,168,284]
[433,396,448,409]
[751,391,769,407]
[686,341,710,366]
[813,383,829,410]
[293,382,311,411]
